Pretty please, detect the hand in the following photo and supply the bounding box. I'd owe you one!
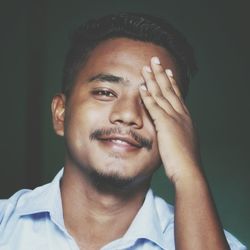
[139,57,201,184]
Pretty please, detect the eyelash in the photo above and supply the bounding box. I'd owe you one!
[91,89,116,98]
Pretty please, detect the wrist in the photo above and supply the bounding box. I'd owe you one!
[172,164,206,191]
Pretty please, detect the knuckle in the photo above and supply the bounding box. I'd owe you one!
[147,79,155,86]
[165,85,173,92]
[153,93,165,100]
[144,95,155,103]
[156,67,165,74]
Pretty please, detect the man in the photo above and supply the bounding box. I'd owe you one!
[0,13,246,250]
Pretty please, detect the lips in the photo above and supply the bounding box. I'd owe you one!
[97,135,142,149]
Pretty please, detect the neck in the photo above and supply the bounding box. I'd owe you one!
[60,165,150,249]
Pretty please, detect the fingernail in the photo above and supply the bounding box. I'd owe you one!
[165,69,173,77]
[140,84,147,91]
[144,66,152,73]
[151,56,160,65]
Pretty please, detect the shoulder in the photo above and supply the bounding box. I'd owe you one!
[0,189,31,216]
[0,182,53,241]
[0,189,30,226]
[151,192,247,250]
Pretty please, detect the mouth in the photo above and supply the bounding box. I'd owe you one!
[97,136,142,149]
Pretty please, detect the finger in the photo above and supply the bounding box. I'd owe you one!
[150,57,186,114]
[141,66,175,114]
[165,69,190,115]
[138,84,169,122]
[165,69,182,99]
[142,65,162,97]
[151,57,173,94]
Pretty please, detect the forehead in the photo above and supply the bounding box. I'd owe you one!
[75,38,178,84]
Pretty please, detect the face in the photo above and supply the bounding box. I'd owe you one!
[52,38,178,188]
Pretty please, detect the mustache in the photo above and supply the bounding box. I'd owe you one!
[89,127,153,150]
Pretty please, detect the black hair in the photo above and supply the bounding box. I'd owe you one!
[62,12,197,98]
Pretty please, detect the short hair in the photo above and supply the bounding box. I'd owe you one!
[62,12,197,98]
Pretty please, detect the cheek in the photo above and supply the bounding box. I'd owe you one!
[66,103,109,138]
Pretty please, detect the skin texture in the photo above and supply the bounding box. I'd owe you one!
[51,38,229,249]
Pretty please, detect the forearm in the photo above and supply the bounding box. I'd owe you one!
[174,166,230,250]
[139,58,230,249]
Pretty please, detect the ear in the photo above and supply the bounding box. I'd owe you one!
[51,93,66,136]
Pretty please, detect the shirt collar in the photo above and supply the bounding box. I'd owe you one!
[16,168,65,230]
[120,189,171,249]
[15,168,172,249]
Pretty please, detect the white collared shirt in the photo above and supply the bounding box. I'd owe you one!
[0,168,247,249]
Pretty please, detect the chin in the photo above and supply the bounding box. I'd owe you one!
[87,165,151,193]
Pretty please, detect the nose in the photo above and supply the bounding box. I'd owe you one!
[109,96,143,128]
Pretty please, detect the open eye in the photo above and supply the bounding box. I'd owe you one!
[94,90,114,96]
[91,89,117,100]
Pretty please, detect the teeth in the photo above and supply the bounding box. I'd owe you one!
[111,139,129,145]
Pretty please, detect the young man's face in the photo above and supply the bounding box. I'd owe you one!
[54,38,178,187]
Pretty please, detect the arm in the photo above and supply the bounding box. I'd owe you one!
[139,57,230,250]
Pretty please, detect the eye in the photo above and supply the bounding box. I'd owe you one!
[91,89,117,100]
[94,90,114,96]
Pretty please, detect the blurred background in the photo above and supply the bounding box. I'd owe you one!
[0,0,249,247]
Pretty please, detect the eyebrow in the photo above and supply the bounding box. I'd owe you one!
[87,73,126,84]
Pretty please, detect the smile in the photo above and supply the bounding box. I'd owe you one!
[111,139,131,145]
[97,136,142,151]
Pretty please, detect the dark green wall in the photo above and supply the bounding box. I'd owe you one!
[1,0,249,247]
